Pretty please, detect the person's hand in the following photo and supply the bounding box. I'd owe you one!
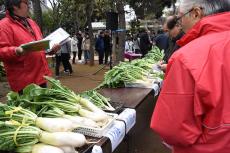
[157,61,167,71]
[159,63,167,71]
[15,47,26,56]
[48,44,61,55]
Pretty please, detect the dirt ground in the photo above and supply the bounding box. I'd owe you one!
[51,62,109,93]
[0,61,107,100]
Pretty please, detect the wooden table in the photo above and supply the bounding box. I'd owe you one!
[0,87,169,153]
[97,87,170,153]
[100,88,153,109]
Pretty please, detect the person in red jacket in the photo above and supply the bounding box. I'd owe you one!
[150,0,230,153]
[0,0,60,93]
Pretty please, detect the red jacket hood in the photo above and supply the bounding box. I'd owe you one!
[177,12,230,47]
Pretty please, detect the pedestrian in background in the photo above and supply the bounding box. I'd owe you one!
[140,29,152,57]
[95,31,105,65]
[77,31,83,61]
[104,30,112,65]
[154,25,169,53]
[55,39,72,77]
[133,34,141,54]
[71,34,78,64]
[82,33,90,64]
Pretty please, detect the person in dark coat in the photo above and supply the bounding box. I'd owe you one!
[104,30,112,65]
[95,31,105,65]
[77,31,83,60]
[139,29,152,57]
[154,28,169,52]
[159,16,184,71]
[163,16,184,63]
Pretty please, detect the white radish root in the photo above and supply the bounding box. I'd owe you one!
[36,117,74,132]
[39,131,86,147]
[64,115,100,128]
[59,146,79,153]
[32,143,64,153]
[78,109,109,122]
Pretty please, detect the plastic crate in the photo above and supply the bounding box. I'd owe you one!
[73,113,118,138]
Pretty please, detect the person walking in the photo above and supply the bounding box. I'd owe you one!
[55,39,72,77]
[71,34,78,64]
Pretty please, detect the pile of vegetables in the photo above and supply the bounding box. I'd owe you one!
[0,104,88,153]
[0,76,116,153]
[144,46,165,62]
[7,77,110,123]
[99,46,164,88]
[80,90,115,111]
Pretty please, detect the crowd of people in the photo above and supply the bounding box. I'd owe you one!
[123,18,184,62]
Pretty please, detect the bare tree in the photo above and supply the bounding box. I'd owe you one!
[47,0,62,29]
[31,0,43,31]
[115,0,126,64]
[85,0,95,66]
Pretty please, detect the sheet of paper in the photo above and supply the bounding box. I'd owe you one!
[117,108,136,133]
[44,28,70,48]
[103,120,126,152]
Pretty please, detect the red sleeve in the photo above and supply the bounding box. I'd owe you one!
[150,57,203,146]
[0,27,18,62]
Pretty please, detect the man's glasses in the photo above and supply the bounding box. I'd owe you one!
[166,7,204,30]
[166,8,195,30]
[176,7,203,25]
[176,8,194,22]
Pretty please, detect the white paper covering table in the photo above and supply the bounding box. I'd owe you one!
[91,108,136,153]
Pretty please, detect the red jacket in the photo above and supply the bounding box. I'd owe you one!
[151,12,230,153]
[0,13,51,92]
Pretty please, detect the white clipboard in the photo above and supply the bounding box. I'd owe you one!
[44,28,70,48]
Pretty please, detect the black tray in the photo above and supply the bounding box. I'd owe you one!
[104,101,124,114]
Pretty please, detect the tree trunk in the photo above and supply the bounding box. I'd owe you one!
[86,1,95,66]
[115,0,126,64]
[32,0,43,31]
[172,0,176,14]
